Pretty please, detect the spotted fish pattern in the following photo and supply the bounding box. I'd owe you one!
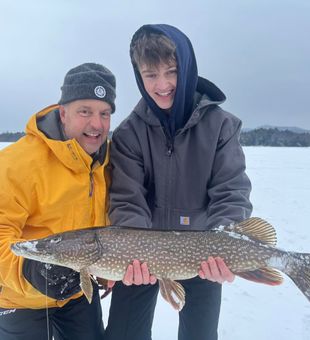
[11,217,310,310]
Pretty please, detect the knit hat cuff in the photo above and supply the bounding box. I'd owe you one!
[59,83,116,113]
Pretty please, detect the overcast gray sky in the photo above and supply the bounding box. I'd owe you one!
[1,0,309,132]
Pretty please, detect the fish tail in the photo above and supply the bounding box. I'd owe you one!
[286,252,310,302]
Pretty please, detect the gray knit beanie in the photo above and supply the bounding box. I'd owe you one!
[58,63,116,113]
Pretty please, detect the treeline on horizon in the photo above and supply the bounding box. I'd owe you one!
[1,128,310,147]
[0,132,25,142]
[240,128,310,147]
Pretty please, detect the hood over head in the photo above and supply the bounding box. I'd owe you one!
[130,24,198,137]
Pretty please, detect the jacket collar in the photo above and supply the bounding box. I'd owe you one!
[26,104,107,172]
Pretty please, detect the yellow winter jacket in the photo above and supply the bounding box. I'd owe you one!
[0,105,110,309]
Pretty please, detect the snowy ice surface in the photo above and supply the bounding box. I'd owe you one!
[1,143,310,339]
[101,147,310,340]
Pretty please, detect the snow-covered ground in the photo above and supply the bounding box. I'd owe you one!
[1,143,309,339]
[0,142,12,149]
[102,146,310,340]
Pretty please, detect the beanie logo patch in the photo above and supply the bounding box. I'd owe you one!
[94,86,106,98]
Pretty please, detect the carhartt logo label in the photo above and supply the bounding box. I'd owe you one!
[94,86,106,98]
[0,309,16,316]
[180,216,190,225]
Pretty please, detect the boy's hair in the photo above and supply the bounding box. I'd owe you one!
[130,30,176,69]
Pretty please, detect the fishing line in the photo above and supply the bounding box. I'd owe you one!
[45,265,50,340]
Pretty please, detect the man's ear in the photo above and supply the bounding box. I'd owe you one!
[59,105,66,123]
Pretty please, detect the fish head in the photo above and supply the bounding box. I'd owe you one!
[11,227,101,270]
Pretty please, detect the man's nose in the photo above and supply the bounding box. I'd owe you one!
[89,113,104,129]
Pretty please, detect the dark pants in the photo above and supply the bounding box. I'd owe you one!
[0,290,104,340]
[105,276,222,340]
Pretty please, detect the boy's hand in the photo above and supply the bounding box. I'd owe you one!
[123,259,157,286]
[199,256,235,283]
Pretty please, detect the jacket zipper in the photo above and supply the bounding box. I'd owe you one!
[89,159,100,197]
[89,171,94,197]
[163,131,174,227]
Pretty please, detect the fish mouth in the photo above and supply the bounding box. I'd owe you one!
[11,240,43,258]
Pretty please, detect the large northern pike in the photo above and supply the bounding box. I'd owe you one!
[11,217,310,310]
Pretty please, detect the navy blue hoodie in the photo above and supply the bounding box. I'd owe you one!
[130,24,198,137]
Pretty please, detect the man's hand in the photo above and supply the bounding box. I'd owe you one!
[122,259,157,286]
[23,259,81,300]
[107,280,116,289]
[96,277,116,290]
[198,256,235,283]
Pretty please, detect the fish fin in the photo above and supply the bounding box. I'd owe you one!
[79,267,93,303]
[284,252,310,302]
[225,217,277,246]
[158,278,185,311]
[237,267,283,286]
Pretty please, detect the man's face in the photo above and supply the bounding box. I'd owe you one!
[139,61,177,110]
[59,99,111,155]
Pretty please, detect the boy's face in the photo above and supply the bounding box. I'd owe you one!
[139,61,177,110]
[59,99,111,155]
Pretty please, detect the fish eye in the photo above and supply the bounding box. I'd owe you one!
[50,237,61,244]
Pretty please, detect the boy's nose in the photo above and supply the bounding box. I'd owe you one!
[156,75,170,90]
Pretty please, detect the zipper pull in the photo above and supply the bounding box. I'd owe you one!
[166,142,174,156]
[162,125,174,156]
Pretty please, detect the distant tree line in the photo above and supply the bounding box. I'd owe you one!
[240,128,310,147]
[0,132,25,142]
[1,128,310,146]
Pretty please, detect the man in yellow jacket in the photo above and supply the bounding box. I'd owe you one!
[0,63,116,339]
